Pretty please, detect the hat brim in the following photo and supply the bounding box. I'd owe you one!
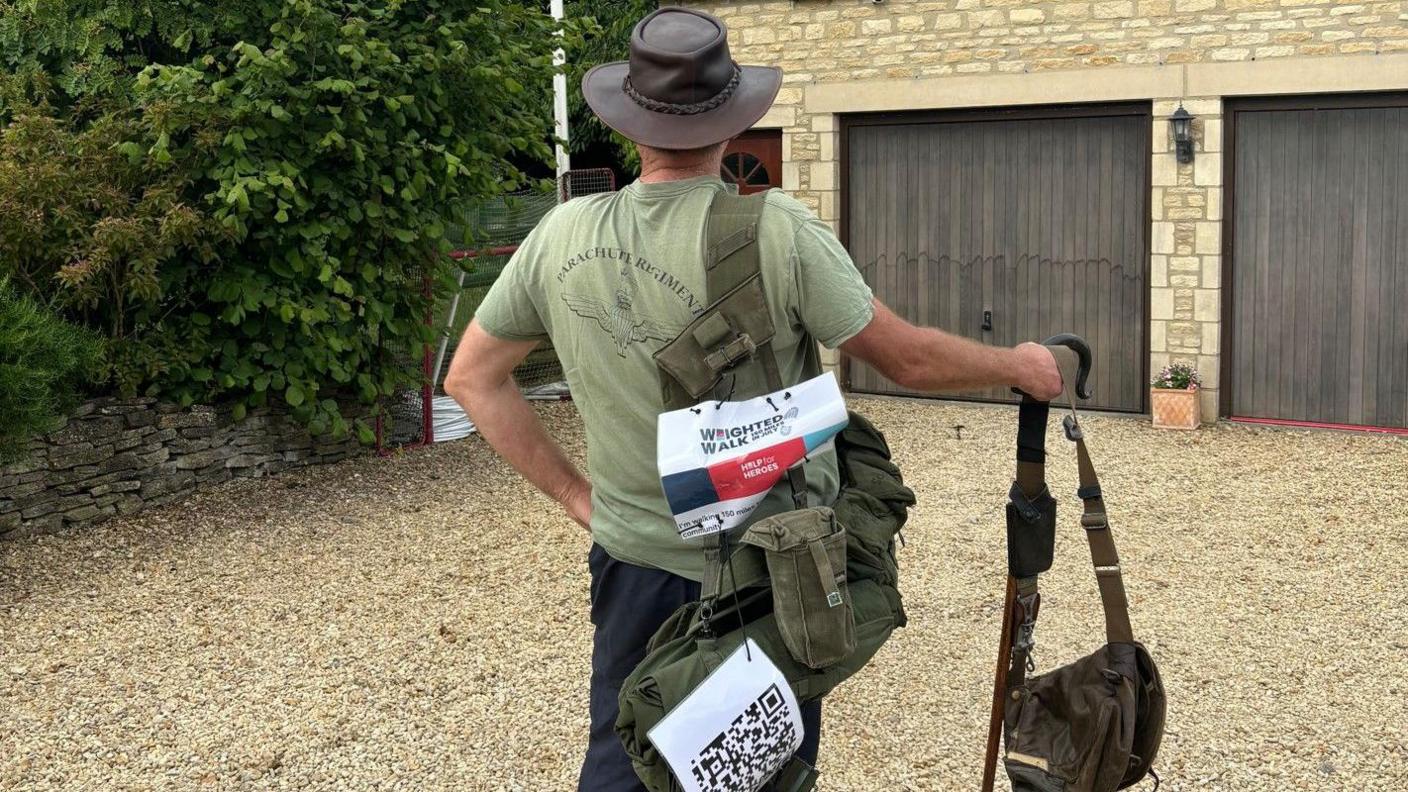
[582,61,783,150]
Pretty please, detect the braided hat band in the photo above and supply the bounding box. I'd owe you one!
[622,63,742,116]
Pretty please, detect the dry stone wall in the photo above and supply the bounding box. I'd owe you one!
[0,399,366,539]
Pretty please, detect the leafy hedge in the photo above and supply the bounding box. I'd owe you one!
[0,278,102,463]
[0,1,577,440]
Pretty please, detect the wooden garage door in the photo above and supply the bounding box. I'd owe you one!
[844,106,1149,412]
[1227,96,1408,429]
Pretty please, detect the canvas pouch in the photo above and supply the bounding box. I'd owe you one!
[654,273,775,402]
[741,506,856,669]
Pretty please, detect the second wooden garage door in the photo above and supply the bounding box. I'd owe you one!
[1226,96,1408,430]
[843,106,1150,412]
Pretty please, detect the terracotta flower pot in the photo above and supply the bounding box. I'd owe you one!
[1150,387,1200,430]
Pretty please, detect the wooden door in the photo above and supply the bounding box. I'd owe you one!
[1226,96,1408,429]
[843,106,1150,412]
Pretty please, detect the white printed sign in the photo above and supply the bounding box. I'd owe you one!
[657,373,848,540]
[647,639,804,792]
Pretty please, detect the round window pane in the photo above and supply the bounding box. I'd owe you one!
[722,152,771,188]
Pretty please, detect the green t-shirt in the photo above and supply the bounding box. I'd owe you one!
[475,175,874,581]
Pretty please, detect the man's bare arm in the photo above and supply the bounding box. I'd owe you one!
[443,320,592,530]
[840,299,1063,400]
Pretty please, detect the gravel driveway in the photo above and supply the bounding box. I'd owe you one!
[3,399,1405,791]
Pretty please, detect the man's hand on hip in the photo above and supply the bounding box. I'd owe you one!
[445,320,595,535]
[562,480,594,532]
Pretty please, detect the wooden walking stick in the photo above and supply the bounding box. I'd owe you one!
[979,336,1092,792]
[981,577,1019,792]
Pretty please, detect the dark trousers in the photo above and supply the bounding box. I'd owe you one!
[578,543,822,792]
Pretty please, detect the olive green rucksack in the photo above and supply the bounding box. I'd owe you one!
[615,191,914,792]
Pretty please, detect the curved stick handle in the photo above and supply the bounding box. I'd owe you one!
[1041,333,1093,401]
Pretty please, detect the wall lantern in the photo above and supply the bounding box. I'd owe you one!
[1170,104,1195,164]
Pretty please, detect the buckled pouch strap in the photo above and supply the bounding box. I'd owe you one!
[806,538,844,609]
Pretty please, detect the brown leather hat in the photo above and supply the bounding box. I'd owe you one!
[582,8,782,151]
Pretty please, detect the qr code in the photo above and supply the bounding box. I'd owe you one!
[687,683,797,792]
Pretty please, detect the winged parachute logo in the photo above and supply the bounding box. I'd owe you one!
[563,260,682,357]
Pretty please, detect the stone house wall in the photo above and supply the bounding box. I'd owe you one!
[683,0,1408,420]
[0,399,367,539]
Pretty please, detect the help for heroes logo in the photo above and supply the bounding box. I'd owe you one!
[697,407,801,455]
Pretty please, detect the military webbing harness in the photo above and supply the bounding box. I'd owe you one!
[982,340,1167,792]
[655,189,816,608]
[616,190,914,792]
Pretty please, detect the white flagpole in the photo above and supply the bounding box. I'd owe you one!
[551,0,571,188]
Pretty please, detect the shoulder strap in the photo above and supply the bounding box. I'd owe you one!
[705,191,808,512]
[704,191,766,297]
[695,191,808,607]
[705,191,781,397]
[704,190,824,384]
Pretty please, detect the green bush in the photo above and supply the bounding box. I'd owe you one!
[0,1,577,440]
[0,278,103,463]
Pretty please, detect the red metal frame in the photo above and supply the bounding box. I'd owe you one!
[420,272,434,445]
[1229,416,1408,436]
[377,166,617,453]
[449,245,519,260]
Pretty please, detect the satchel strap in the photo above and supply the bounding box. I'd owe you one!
[1067,402,1135,645]
[1050,348,1134,645]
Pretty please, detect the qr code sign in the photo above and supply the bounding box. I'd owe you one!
[687,684,797,792]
